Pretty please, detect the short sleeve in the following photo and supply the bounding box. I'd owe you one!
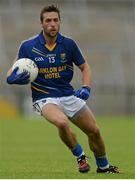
[16,42,29,60]
[71,40,85,66]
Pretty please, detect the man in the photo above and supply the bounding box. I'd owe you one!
[6,5,119,173]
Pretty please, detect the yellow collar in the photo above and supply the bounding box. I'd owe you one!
[45,43,56,51]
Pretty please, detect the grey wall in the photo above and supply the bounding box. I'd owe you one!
[0,0,135,116]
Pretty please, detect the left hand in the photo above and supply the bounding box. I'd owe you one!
[74,86,91,100]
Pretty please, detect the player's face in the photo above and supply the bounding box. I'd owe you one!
[41,12,60,38]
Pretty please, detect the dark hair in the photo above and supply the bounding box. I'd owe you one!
[40,4,60,22]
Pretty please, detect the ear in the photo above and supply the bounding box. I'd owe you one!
[40,21,43,28]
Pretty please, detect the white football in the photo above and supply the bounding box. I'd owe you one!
[12,58,38,82]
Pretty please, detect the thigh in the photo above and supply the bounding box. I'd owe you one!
[42,103,69,127]
[60,95,86,118]
[72,106,99,134]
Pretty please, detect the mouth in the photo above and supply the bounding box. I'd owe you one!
[48,29,57,37]
[50,29,57,32]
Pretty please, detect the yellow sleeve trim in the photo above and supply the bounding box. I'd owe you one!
[32,49,46,57]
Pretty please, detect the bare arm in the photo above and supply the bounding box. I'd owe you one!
[78,62,92,87]
[7,68,12,77]
[6,59,16,77]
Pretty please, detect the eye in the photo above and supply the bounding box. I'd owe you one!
[45,19,51,23]
[54,18,59,22]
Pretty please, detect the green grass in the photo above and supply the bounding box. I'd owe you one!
[0,116,135,178]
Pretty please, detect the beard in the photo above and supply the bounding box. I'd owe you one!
[44,29,58,38]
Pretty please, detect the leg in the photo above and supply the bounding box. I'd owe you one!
[72,106,119,173]
[72,106,106,156]
[42,103,90,173]
[42,103,77,149]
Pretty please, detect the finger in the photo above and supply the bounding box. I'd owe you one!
[74,89,81,96]
[83,93,89,100]
[75,92,80,97]
[19,75,30,81]
[21,71,29,76]
[19,71,30,78]
[15,73,30,83]
[22,73,30,79]
[13,67,19,73]
[20,79,30,84]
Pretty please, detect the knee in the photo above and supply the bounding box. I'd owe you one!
[93,127,100,137]
[55,116,69,130]
[87,126,101,139]
[57,121,69,129]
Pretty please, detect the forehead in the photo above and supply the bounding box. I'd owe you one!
[42,12,59,20]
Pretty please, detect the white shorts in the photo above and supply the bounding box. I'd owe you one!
[33,95,86,119]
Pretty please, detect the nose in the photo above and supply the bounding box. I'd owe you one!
[50,20,55,26]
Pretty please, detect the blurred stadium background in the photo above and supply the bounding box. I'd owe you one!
[0,0,135,178]
[0,0,135,117]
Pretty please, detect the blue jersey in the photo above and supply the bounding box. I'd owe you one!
[17,31,85,102]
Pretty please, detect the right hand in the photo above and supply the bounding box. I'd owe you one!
[6,67,30,85]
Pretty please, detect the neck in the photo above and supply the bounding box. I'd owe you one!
[43,31,57,46]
